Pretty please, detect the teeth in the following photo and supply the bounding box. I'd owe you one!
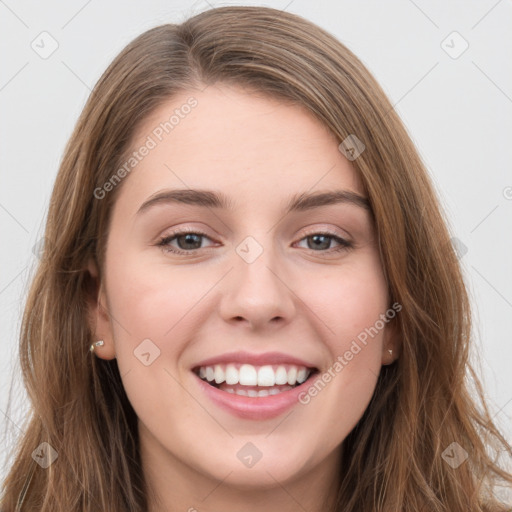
[239,364,258,386]
[297,368,308,384]
[196,363,313,387]
[205,366,215,382]
[225,364,239,385]
[214,365,225,384]
[219,385,294,397]
[287,366,297,385]
[257,365,275,386]
[275,365,288,385]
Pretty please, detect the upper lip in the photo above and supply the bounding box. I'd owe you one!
[192,351,318,370]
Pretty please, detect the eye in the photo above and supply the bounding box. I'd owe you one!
[157,229,216,255]
[156,228,353,256]
[295,231,353,253]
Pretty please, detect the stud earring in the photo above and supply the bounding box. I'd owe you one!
[388,349,393,356]
[90,340,104,353]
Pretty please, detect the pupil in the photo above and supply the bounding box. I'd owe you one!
[178,233,202,250]
[309,234,330,250]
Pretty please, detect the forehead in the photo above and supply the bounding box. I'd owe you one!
[112,83,364,217]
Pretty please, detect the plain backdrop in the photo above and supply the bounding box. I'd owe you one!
[1,0,511,486]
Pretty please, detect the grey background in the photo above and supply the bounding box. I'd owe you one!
[1,0,511,485]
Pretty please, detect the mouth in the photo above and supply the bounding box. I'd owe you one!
[192,363,319,398]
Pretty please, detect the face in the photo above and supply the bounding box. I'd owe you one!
[88,83,396,498]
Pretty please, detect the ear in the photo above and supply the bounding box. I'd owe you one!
[381,312,401,366]
[86,257,116,360]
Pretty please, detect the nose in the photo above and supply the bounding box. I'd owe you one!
[218,243,296,331]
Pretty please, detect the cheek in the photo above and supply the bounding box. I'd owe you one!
[104,257,206,433]
[300,255,389,349]
[294,256,389,419]
[103,252,215,407]
[106,251,210,341]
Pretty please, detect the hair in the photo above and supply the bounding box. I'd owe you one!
[1,5,511,511]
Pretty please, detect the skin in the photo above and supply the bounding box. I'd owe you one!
[87,83,398,512]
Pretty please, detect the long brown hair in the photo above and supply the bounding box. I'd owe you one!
[1,6,511,511]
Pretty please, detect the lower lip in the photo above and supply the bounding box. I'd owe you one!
[194,373,316,420]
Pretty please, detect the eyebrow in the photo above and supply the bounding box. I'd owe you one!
[136,188,371,216]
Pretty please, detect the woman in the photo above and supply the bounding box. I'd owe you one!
[1,5,511,511]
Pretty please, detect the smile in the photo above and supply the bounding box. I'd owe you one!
[191,353,320,420]
[195,363,314,397]
[191,351,320,419]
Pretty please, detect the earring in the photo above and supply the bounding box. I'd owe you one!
[388,349,393,356]
[90,340,104,352]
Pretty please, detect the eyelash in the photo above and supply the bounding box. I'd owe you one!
[156,228,353,256]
